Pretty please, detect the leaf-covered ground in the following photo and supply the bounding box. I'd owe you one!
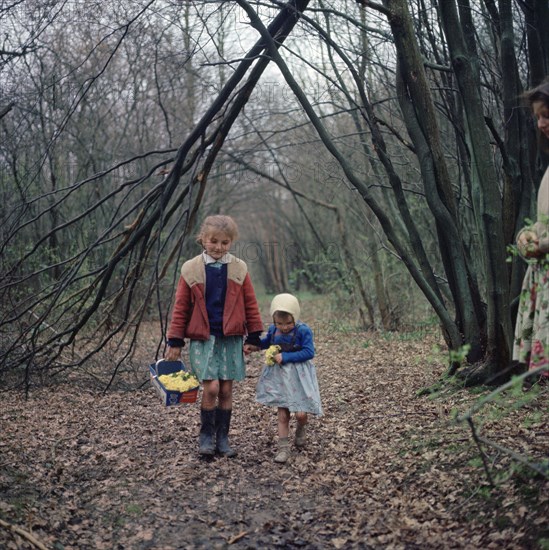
[1,319,548,549]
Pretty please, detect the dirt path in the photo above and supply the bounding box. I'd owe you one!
[1,331,548,549]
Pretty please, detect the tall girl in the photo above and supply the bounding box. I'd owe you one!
[165,215,263,456]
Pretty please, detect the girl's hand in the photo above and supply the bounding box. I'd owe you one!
[165,346,182,361]
[274,353,283,365]
[243,344,259,355]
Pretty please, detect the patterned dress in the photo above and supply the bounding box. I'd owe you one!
[256,322,323,415]
[190,335,246,382]
[513,167,549,377]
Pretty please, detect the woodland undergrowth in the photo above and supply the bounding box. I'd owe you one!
[1,301,548,549]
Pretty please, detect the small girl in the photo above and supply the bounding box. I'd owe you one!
[165,215,263,457]
[255,293,322,463]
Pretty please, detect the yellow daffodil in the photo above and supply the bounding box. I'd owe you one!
[265,345,281,366]
[158,371,199,392]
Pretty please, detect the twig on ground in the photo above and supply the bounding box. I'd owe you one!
[0,518,50,550]
[457,366,547,422]
[51,425,88,461]
[228,531,248,544]
[478,435,549,479]
[446,483,484,514]
[466,418,495,487]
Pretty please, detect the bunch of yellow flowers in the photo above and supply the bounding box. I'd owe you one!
[158,371,199,392]
[265,345,281,366]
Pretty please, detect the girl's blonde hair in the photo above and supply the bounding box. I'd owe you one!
[196,215,239,244]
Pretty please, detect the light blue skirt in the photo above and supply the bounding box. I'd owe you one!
[256,360,323,415]
[189,335,246,381]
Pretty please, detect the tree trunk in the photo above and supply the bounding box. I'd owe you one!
[438,0,512,379]
[384,0,484,356]
[496,0,534,326]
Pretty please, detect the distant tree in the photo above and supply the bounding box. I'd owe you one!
[0,0,311,387]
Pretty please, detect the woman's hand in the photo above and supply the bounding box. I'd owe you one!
[274,353,283,365]
[539,237,549,255]
[518,230,541,257]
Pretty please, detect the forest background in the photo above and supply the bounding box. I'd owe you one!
[1,2,549,548]
[1,1,549,415]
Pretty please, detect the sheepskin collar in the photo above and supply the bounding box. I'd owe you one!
[180,253,248,286]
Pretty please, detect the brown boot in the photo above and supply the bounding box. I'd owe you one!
[274,437,290,463]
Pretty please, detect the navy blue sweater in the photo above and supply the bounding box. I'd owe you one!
[205,263,227,336]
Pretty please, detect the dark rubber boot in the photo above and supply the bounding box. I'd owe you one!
[199,408,216,456]
[215,408,237,457]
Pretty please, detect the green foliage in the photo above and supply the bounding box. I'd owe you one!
[522,410,544,428]
[494,514,513,529]
[467,456,484,468]
[449,343,471,366]
[125,503,143,515]
[465,375,544,420]
[415,353,548,502]
[468,385,492,395]
[288,253,346,295]
[506,243,519,262]
[512,460,549,482]
[472,485,494,501]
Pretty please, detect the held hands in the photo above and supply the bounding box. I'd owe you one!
[243,344,260,355]
[273,353,283,365]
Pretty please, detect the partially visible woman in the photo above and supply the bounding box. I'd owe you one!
[513,77,549,387]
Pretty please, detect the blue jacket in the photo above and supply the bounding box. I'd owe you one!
[260,322,315,364]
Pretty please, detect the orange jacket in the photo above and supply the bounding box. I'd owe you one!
[167,254,263,342]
